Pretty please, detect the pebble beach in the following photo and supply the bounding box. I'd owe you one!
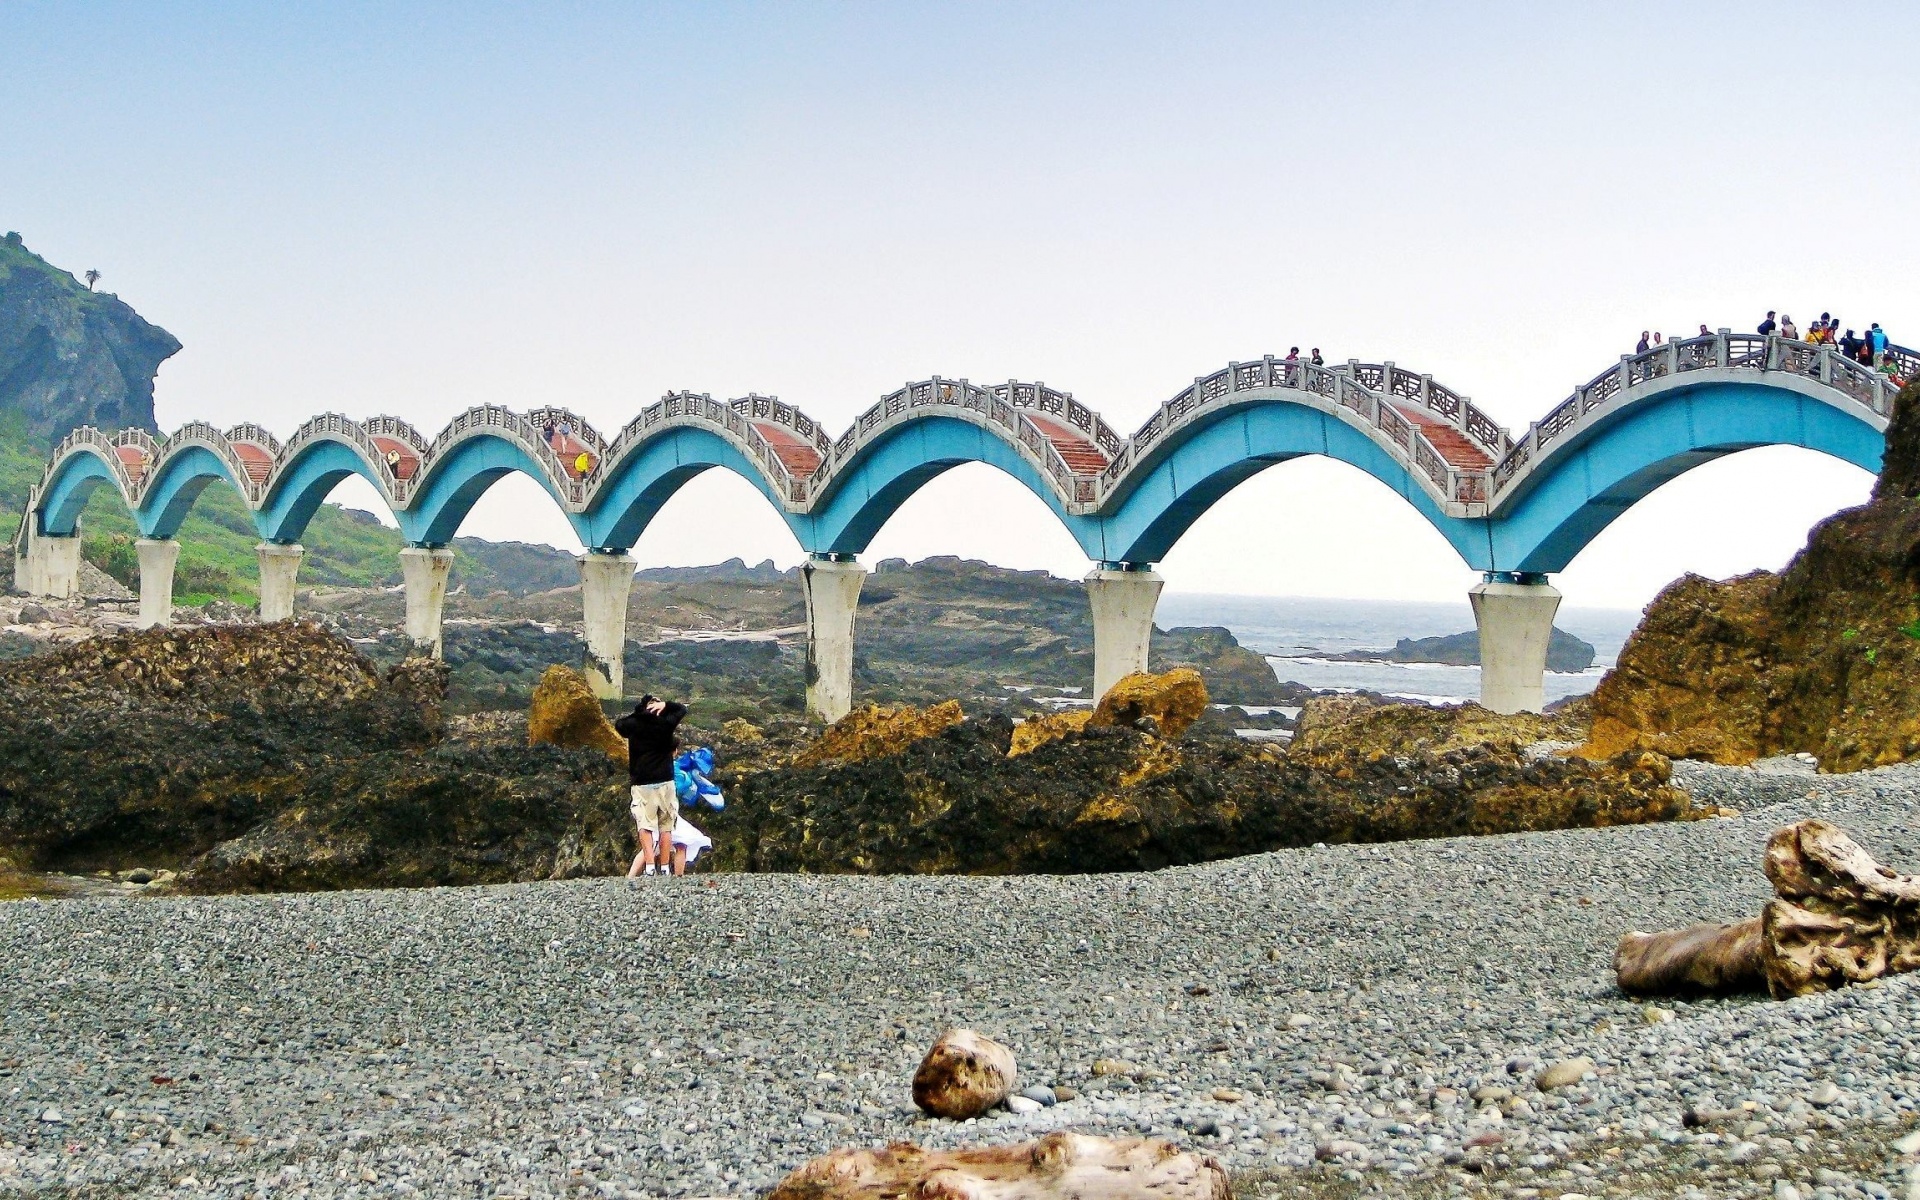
[4,757,1919,1199]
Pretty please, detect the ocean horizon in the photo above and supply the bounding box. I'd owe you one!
[1157,591,1644,706]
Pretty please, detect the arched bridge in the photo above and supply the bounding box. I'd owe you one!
[16,330,1913,718]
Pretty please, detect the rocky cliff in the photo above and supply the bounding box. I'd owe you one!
[1583,379,1920,772]
[0,233,177,439]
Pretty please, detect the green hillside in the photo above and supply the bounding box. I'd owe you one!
[0,420,579,604]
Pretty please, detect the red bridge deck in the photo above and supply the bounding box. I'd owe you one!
[1024,412,1109,475]
[750,421,823,477]
[1389,404,1492,471]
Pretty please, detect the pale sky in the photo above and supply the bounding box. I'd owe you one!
[7,2,1913,610]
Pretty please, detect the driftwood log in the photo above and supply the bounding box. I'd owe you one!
[1615,918,1765,995]
[1617,820,1920,999]
[766,1133,1230,1200]
[912,1029,1018,1119]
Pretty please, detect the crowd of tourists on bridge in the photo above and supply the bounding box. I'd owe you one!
[1630,314,1904,388]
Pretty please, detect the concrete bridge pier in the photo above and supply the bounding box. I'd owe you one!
[801,555,866,723]
[579,550,636,699]
[1086,563,1164,702]
[136,538,180,629]
[400,546,455,658]
[1470,574,1562,715]
[14,521,83,599]
[256,542,305,622]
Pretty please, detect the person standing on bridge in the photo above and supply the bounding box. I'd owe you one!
[1870,323,1890,365]
[1284,347,1299,362]
[1310,348,1324,366]
[1779,315,1798,341]
[1636,332,1651,354]
[1759,311,1777,337]
[618,694,689,880]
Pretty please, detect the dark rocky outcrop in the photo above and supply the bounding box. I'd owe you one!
[0,232,177,439]
[707,700,1692,875]
[1330,626,1596,672]
[1583,379,1920,772]
[0,624,633,890]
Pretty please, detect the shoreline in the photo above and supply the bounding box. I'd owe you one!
[3,758,1916,1198]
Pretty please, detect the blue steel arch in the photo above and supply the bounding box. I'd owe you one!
[797,414,1101,558]
[402,432,579,546]
[1478,379,1884,574]
[255,437,398,544]
[135,445,256,540]
[37,446,128,537]
[580,425,798,551]
[1085,399,1482,565]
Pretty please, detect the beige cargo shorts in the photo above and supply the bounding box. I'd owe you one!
[629,781,678,834]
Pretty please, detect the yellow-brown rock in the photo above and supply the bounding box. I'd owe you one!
[722,717,764,743]
[527,665,626,763]
[1008,709,1092,757]
[792,701,964,768]
[1581,379,1920,772]
[1089,668,1208,739]
[1290,694,1590,765]
[911,1028,1018,1119]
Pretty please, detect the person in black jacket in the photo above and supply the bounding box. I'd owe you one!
[615,694,688,878]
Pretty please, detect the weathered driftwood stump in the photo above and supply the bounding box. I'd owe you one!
[911,1029,1017,1119]
[767,1133,1230,1200]
[1616,820,1920,999]
[1761,818,1920,997]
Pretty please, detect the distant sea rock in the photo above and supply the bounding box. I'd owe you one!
[1329,626,1596,673]
[0,232,178,439]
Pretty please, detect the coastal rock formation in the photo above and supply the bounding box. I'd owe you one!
[1150,626,1304,704]
[767,1134,1228,1200]
[1583,380,1920,771]
[528,664,626,762]
[1088,668,1208,738]
[709,710,1693,875]
[0,624,631,891]
[1008,709,1093,757]
[1330,626,1596,672]
[1616,819,1920,999]
[0,232,177,438]
[1289,693,1590,762]
[792,701,965,768]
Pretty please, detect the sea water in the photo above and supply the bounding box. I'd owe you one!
[1156,593,1644,707]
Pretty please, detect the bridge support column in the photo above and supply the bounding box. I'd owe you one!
[256,543,304,623]
[1471,575,1562,715]
[1086,563,1164,702]
[579,550,636,700]
[400,546,455,658]
[136,538,179,630]
[15,523,83,600]
[801,555,866,724]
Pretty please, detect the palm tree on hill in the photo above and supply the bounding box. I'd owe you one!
[84,269,100,290]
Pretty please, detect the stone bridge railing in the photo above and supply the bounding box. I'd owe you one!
[30,330,1914,544]
[1102,356,1493,509]
[1489,332,1912,498]
[821,377,1095,506]
[592,391,812,507]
